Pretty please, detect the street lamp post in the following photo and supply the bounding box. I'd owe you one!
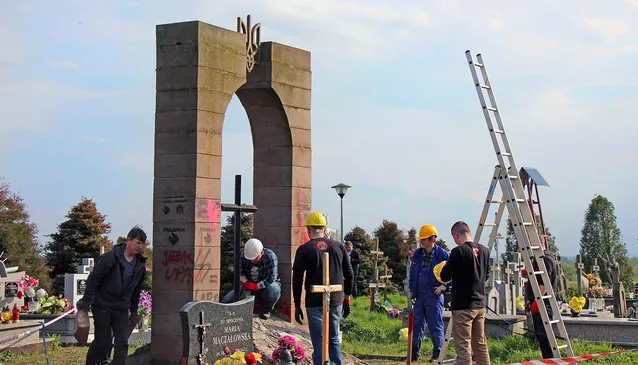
[331,183,351,243]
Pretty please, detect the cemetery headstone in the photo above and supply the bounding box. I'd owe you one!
[486,286,500,314]
[611,261,627,318]
[0,253,26,309]
[576,254,586,295]
[180,296,255,364]
[64,258,94,308]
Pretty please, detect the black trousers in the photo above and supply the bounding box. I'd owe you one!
[85,307,129,365]
[532,308,554,359]
[352,279,358,298]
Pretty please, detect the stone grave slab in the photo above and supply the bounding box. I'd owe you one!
[180,296,255,364]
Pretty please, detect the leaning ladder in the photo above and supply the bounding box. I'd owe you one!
[436,52,574,364]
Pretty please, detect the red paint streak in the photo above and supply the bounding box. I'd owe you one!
[164,267,193,284]
[161,250,194,268]
[196,199,221,223]
[294,188,311,209]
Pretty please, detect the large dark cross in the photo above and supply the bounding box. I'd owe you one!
[222,175,258,302]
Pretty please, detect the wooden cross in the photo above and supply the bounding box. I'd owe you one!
[368,238,386,311]
[221,175,258,302]
[593,258,600,277]
[380,265,393,302]
[192,311,211,365]
[311,252,343,365]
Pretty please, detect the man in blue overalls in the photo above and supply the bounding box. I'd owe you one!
[408,224,449,362]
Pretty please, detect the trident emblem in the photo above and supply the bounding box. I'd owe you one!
[237,15,261,73]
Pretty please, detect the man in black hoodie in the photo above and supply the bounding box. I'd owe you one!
[78,227,148,365]
[523,238,559,359]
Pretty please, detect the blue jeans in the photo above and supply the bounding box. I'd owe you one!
[306,305,342,365]
[221,282,281,313]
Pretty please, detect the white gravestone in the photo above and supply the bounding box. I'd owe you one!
[64,258,94,307]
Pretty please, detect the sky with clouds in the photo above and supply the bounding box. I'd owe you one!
[1,0,637,257]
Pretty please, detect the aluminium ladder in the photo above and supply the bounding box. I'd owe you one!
[437,51,574,364]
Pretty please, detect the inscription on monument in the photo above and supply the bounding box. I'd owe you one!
[180,297,255,364]
[4,282,18,297]
[77,279,87,296]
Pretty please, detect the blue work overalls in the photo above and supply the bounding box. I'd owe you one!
[408,245,449,359]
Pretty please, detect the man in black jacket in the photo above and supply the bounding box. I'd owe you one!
[78,227,148,365]
[523,238,559,359]
[292,212,353,365]
[345,241,360,298]
[440,221,490,365]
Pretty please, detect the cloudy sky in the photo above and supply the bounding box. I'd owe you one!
[1,0,637,257]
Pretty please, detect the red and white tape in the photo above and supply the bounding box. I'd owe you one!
[504,348,635,365]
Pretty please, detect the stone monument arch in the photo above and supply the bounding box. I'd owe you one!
[152,17,311,363]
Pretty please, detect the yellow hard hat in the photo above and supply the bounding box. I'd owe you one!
[418,224,438,240]
[304,212,327,227]
[433,261,451,284]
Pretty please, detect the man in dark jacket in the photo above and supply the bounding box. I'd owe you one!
[78,227,148,365]
[345,241,360,298]
[523,238,559,359]
[293,212,354,365]
[440,221,490,365]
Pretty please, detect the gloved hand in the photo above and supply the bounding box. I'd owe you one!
[76,297,90,311]
[295,307,304,325]
[434,285,447,296]
[342,299,351,318]
[530,300,539,314]
[243,281,260,291]
[410,294,416,305]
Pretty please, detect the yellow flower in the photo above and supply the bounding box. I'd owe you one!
[214,361,221,365]
[587,274,593,279]
[230,351,245,360]
[597,278,601,284]
[254,353,263,363]
[220,358,233,365]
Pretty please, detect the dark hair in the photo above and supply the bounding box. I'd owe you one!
[451,221,471,236]
[127,226,147,242]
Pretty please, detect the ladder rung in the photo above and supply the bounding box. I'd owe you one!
[557,344,569,349]
[530,245,541,250]
[502,152,511,157]
[522,222,533,226]
[508,175,518,179]
[475,62,484,67]
[550,319,560,324]
[515,199,526,202]
[490,200,503,204]
[493,129,504,134]
[480,84,490,89]
[487,107,497,112]
[483,223,497,227]
[533,271,545,275]
[541,295,552,300]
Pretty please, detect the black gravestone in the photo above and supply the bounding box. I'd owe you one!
[4,282,18,297]
[180,296,255,364]
[77,279,87,296]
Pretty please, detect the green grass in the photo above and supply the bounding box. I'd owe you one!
[342,294,638,364]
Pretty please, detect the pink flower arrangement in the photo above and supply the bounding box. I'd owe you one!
[18,274,40,299]
[272,335,305,363]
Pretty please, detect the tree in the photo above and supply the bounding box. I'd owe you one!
[501,214,559,263]
[219,212,254,296]
[45,198,113,294]
[0,180,51,291]
[580,194,634,289]
[344,226,376,293]
[374,220,408,291]
[436,238,450,251]
[405,228,417,251]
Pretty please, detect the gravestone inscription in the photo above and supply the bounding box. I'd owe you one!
[180,296,255,364]
[77,279,87,296]
[4,282,18,297]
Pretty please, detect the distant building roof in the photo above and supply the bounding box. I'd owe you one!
[520,167,549,187]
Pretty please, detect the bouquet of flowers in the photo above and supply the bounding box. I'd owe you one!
[587,273,602,286]
[272,335,305,363]
[388,307,401,319]
[138,290,152,318]
[214,347,262,365]
[38,293,72,315]
[17,274,39,300]
[568,296,586,313]
[589,286,605,298]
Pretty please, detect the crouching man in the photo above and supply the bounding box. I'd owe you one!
[221,238,281,320]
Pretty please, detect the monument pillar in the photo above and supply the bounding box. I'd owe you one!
[152,19,311,363]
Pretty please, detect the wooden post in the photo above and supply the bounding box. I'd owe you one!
[576,254,584,295]
[369,239,385,311]
[311,252,343,365]
[99,245,105,255]
[380,266,392,303]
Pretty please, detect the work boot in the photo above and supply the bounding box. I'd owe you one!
[259,312,270,320]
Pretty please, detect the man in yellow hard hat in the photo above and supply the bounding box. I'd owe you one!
[292,212,354,365]
[408,224,449,362]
